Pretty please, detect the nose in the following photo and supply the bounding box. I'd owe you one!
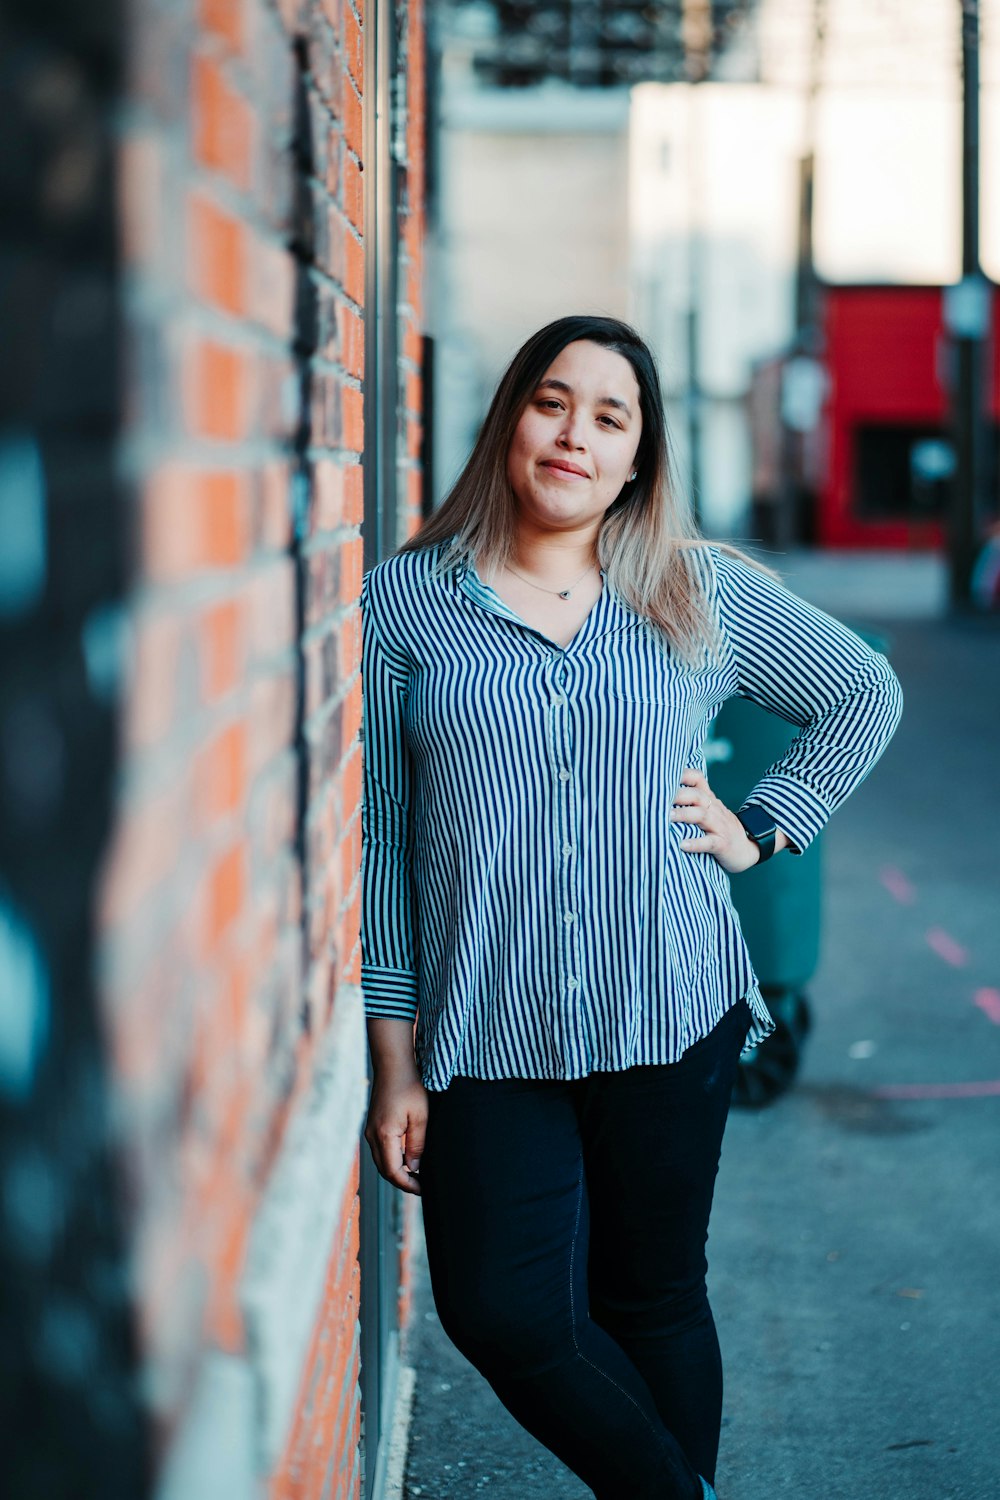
[557,410,587,450]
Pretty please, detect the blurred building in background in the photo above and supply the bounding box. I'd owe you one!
[0,0,426,1496]
[430,0,755,503]
[432,0,1000,555]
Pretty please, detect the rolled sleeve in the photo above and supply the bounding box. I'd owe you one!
[360,576,419,1019]
[713,550,904,855]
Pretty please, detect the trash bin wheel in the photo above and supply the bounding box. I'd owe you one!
[731,990,812,1109]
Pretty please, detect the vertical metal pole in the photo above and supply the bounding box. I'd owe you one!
[681,3,712,526]
[949,0,986,610]
[686,81,703,528]
[795,0,825,340]
[686,293,703,528]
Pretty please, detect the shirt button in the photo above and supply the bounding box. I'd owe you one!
[564,912,576,924]
[558,769,571,782]
[562,842,573,856]
[552,695,567,706]
[566,978,579,990]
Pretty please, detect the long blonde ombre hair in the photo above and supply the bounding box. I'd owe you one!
[398,315,780,668]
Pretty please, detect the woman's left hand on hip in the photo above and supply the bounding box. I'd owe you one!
[669,767,761,874]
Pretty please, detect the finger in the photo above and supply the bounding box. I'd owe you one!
[671,792,709,813]
[680,767,709,787]
[671,801,717,825]
[679,833,721,853]
[672,786,700,804]
[374,1126,420,1194]
[672,805,706,825]
[405,1111,427,1176]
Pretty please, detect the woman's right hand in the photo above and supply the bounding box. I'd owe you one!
[364,1019,428,1195]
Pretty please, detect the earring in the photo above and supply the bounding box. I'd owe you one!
[628,471,638,482]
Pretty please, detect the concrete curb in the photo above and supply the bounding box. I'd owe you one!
[383,1364,417,1499]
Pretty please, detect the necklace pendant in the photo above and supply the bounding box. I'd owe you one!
[558,588,571,599]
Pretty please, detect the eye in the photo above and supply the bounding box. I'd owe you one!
[537,399,564,411]
[598,413,623,429]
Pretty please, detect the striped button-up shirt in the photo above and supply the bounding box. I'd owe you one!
[361,539,903,1091]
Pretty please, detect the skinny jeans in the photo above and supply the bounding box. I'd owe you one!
[418,996,752,1500]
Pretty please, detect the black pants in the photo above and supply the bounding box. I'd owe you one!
[419,997,752,1500]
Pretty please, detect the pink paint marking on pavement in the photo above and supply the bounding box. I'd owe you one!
[879,865,917,904]
[973,988,1000,1025]
[874,1080,1000,1100]
[925,927,970,968]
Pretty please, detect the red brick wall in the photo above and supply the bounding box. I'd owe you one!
[100,0,424,1490]
[270,1161,363,1500]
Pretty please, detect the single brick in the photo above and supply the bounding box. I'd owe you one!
[342,78,362,160]
[342,465,363,527]
[322,202,347,284]
[402,319,422,365]
[337,607,359,681]
[182,339,253,441]
[340,746,361,829]
[342,152,363,236]
[313,458,345,532]
[340,385,363,454]
[405,466,423,516]
[343,232,363,308]
[204,839,247,953]
[336,302,363,379]
[325,122,342,198]
[189,192,248,315]
[194,721,247,827]
[344,2,363,93]
[201,598,246,702]
[191,52,254,192]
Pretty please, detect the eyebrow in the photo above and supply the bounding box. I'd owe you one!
[535,378,633,419]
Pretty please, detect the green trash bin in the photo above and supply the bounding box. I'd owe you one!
[706,696,821,1106]
[706,626,889,1107]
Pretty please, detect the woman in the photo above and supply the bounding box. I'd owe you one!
[361,315,903,1499]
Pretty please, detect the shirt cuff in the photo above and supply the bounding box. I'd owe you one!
[740,776,832,856]
[362,963,419,1020]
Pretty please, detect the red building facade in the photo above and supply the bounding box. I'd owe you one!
[816,283,999,549]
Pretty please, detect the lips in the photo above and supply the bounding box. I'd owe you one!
[541,459,589,479]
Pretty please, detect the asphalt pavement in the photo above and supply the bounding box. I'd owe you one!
[399,553,1000,1500]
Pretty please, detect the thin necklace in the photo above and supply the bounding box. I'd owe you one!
[502,560,596,600]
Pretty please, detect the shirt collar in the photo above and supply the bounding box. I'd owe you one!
[450,546,646,644]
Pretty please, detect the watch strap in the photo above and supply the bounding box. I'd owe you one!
[736,804,778,863]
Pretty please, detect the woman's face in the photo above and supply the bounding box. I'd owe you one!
[506,340,643,534]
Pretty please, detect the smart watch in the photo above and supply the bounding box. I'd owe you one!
[736,804,778,864]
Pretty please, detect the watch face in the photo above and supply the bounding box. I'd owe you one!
[739,805,777,842]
